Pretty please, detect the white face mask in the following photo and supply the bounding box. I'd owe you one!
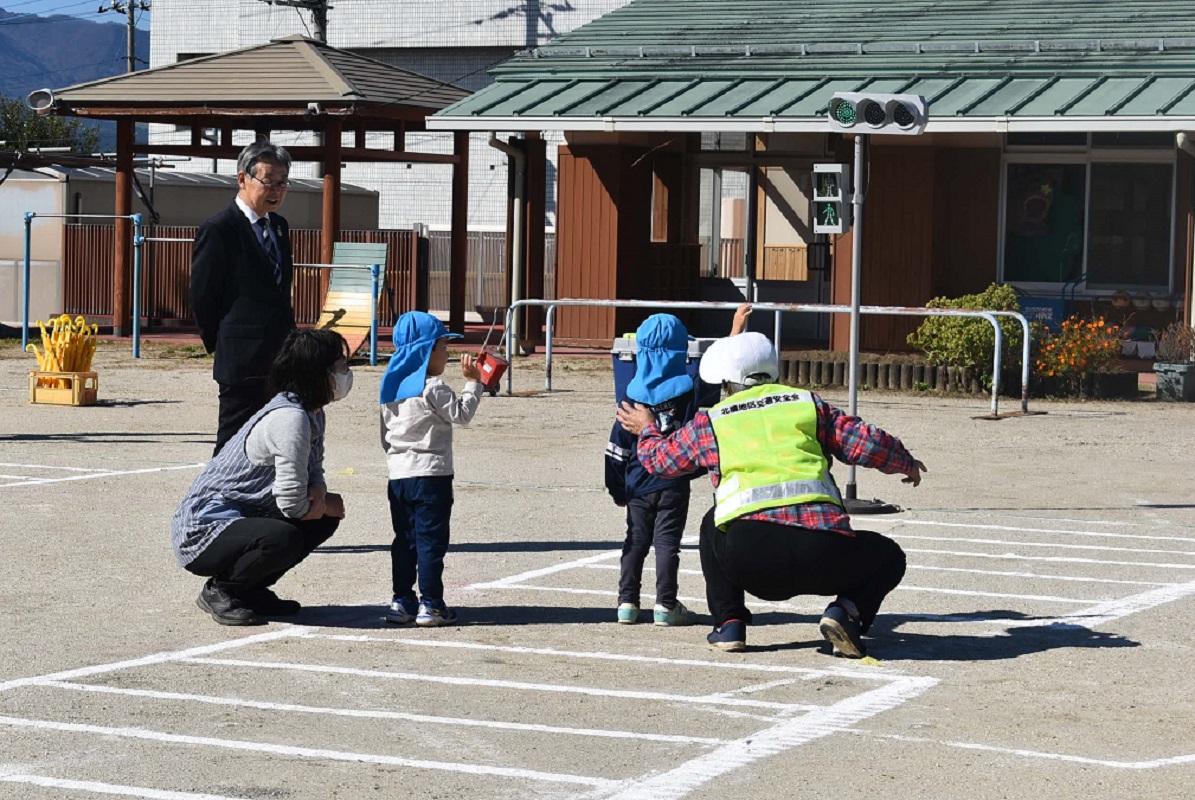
[331,368,353,401]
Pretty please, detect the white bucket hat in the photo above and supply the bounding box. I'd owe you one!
[698,332,779,386]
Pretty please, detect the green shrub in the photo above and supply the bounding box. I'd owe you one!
[906,283,1024,382]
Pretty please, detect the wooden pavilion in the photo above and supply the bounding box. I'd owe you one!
[32,34,472,335]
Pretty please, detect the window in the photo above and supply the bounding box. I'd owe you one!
[1086,163,1172,288]
[1001,140,1175,292]
[1003,163,1086,283]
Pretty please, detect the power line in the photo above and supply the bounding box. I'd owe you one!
[258,0,330,42]
[97,0,150,72]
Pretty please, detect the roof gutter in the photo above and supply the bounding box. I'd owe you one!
[488,132,526,348]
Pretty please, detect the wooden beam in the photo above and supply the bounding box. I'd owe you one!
[449,131,469,334]
[321,119,343,267]
[524,133,547,346]
[130,144,460,164]
[113,120,134,337]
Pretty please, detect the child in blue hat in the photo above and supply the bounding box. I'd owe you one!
[380,311,484,627]
[604,313,703,627]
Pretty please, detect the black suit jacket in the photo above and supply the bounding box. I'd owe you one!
[190,201,296,386]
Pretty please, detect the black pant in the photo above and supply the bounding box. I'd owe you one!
[214,377,271,456]
[698,508,905,632]
[619,485,690,608]
[185,515,339,595]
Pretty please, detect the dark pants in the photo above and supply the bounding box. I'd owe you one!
[619,485,690,608]
[389,475,454,602]
[698,508,906,632]
[185,515,339,595]
[214,378,271,456]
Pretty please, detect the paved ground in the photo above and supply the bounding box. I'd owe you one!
[0,339,1192,799]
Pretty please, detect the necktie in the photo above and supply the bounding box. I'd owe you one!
[256,217,282,286]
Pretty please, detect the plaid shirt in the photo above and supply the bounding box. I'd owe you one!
[635,392,916,536]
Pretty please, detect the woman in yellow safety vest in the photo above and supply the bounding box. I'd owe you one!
[616,332,925,658]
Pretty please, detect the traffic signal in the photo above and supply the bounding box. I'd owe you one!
[812,163,851,235]
[827,93,928,135]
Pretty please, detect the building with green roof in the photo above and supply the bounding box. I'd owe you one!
[431,0,1194,351]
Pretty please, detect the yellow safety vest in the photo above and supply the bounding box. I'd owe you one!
[708,385,843,529]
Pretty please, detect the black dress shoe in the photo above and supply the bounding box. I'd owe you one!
[196,579,261,626]
[242,587,301,616]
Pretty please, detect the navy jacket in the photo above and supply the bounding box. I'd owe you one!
[605,391,700,505]
[190,201,296,386]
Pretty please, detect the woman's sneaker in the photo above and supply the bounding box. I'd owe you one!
[706,619,746,651]
[819,603,866,658]
[617,603,640,624]
[416,600,458,627]
[653,600,698,627]
[385,595,419,625]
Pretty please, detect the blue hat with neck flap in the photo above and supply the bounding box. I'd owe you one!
[379,311,462,404]
[625,314,693,406]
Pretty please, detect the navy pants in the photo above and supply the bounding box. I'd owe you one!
[619,485,690,609]
[698,508,906,632]
[388,475,454,602]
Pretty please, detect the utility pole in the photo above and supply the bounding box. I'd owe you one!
[259,0,331,41]
[98,0,151,72]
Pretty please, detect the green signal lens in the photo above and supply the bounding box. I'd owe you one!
[833,102,857,126]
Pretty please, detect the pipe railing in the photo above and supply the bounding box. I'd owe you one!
[22,211,143,353]
[504,299,1030,416]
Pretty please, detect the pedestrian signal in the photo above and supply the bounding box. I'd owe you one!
[813,163,851,235]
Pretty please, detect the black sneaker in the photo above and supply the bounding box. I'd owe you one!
[196,580,261,626]
[706,620,746,652]
[241,587,301,616]
[819,604,866,658]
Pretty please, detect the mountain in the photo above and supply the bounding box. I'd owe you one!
[0,7,150,149]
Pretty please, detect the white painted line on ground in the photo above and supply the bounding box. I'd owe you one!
[0,627,311,694]
[0,773,251,799]
[907,564,1175,587]
[45,681,727,746]
[864,732,1195,769]
[899,518,1195,543]
[897,533,1195,557]
[181,657,814,712]
[895,585,1092,603]
[0,716,615,788]
[0,474,42,480]
[309,633,890,682]
[0,461,109,472]
[903,547,1195,570]
[0,463,205,489]
[1006,576,1195,629]
[697,679,799,701]
[593,676,937,800]
[468,550,622,589]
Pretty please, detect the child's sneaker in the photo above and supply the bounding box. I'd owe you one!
[416,600,458,627]
[385,595,419,625]
[653,600,698,627]
[617,603,640,624]
[819,602,866,658]
[706,619,746,651]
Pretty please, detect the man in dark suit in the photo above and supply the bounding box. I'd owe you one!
[191,140,297,455]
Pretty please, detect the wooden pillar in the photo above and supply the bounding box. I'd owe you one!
[449,130,469,333]
[112,119,134,336]
[524,132,547,345]
[320,120,342,267]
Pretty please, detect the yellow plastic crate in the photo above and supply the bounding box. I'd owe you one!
[29,371,98,406]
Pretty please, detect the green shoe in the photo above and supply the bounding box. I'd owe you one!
[617,603,640,624]
[653,600,698,627]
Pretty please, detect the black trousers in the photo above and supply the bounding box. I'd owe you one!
[698,507,905,632]
[214,377,271,456]
[618,485,690,608]
[185,515,339,595]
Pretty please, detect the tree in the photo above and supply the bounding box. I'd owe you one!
[0,94,100,153]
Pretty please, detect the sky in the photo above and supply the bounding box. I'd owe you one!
[0,0,151,30]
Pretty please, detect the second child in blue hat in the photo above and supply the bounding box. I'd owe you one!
[604,313,703,627]
[380,311,483,627]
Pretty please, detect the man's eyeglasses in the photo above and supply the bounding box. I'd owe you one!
[249,173,291,190]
